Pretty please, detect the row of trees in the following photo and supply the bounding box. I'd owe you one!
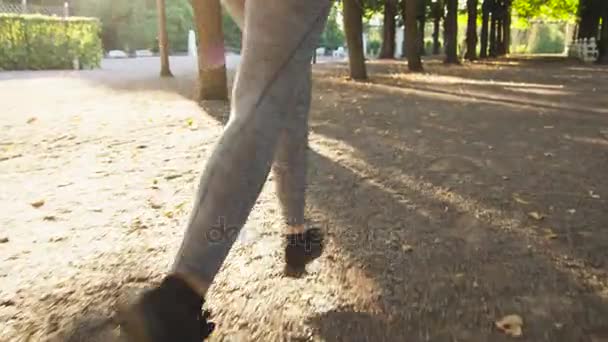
[154,0,606,100]
[342,0,607,79]
[343,0,515,78]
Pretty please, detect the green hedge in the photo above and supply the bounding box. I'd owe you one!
[0,14,102,70]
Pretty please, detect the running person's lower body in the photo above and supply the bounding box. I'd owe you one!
[119,0,331,340]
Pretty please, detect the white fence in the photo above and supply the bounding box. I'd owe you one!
[568,38,599,63]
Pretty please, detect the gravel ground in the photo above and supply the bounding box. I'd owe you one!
[1,56,608,342]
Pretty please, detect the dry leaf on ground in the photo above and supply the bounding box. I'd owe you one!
[495,314,523,337]
[512,193,530,205]
[30,200,45,208]
[543,228,558,240]
[401,244,413,252]
[528,212,544,220]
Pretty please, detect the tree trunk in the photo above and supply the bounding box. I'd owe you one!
[432,14,441,54]
[405,0,423,71]
[157,0,172,77]
[343,0,368,80]
[599,5,608,63]
[380,0,397,58]
[489,1,497,57]
[503,0,511,54]
[480,0,490,58]
[444,0,458,64]
[400,0,407,57]
[431,1,442,55]
[465,0,478,60]
[578,0,600,39]
[192,0,228,100]
[419,14,427,56]
[497,13,503,55]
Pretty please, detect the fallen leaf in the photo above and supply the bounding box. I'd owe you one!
[175,202,188,211]
[30,199,45,208]
[165,174,182,181]
[43,215,57,221]
[544,125,554,129]
[512,193,530,205]
[589,190,601,199]
[543,228,558,240]
[566,209,576,215]
[164,211,174,219]
[48,236,67,243]
[0,237,9,244]
[495,314,524,337]
[26,117,37,124]
[502,176,510,181]
[401,244,414,252]
[129,217,147,231]
[528,212,544,221]
[544,152,554,157]
[554,323,564,329]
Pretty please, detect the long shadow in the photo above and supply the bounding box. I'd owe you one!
[302,57,608,340]
[305,149,608,341]
[313,69,608,266]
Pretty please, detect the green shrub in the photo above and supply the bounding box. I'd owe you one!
[0,14,102,70]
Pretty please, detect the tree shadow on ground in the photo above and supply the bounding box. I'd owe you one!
[303,148,608,341]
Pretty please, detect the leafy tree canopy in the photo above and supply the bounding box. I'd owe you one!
[512,0,579,20]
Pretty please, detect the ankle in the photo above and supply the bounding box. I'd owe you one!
[167,272,210,300]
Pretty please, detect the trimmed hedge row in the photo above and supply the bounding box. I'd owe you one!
[0,14,102,70]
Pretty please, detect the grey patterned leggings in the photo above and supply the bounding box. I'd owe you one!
[172,0,331,285]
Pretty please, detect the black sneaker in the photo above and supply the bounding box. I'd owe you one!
[117,276,215,341]
[284,227,324,277]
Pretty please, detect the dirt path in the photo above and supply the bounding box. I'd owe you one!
[1,57,608,341]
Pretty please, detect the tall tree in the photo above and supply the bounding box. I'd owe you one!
[496,8,504,55]
[594,0,608,63]
[444,0,458,63]
[343,0,368,79]
[400,0,408,57]
[380,0,398,58]
[480,0,490,58]
[489,0,498,57]
[405,0,423,71]
[502,0,512,54]
[431,0,443,54]
[156,0,172,77]
[578,0,601,39]
[465,0,478,60]
[191,0,228,100]
[418,0,427,56]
